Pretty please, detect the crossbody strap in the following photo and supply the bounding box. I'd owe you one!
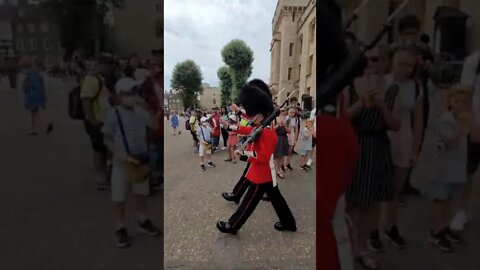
[200,126,207,142]
[114,108,131,155]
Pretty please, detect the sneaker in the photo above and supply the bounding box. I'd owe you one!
[445,227,463,244]
[368,230,385,253]
[200,164,206,171]
[450,210,467,231]
[138,219,161,237]
[281,165,286,172]
[286,164,293,171]
[301,165,309,172]
[115,228,132,248]
[207,161,216,168]
[429,229,453,252]
[385,226,406,249]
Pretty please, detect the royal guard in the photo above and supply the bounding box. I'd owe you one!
[221,79,273,203]
[216,84,296,234]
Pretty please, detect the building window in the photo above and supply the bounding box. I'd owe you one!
[16,23,24,33]
[40,22,49,33]
[155,2,162,12]
[308,55,314,74]
[156,21,163,38]
[289,43,293,57]
[16,39,23,51]
[27,23,35,33]
[30,38,37,50]
[309,23,315,44]
[306,87,311,95]
[288,67,293,80]
[299,35,303,54]
[213,98,216,105]
[298,64,301,80]
[292,11,295,22]
[22,39,29,50]
[43,38,51,50]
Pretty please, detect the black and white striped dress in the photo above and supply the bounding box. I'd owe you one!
[345,85,399,208]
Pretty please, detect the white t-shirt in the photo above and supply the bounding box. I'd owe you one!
[460,51,480,126]
[310,109,316,129]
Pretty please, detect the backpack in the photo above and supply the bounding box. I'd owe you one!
[185,117,191,130]
[68,76,102,120]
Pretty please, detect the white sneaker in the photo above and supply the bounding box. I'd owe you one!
[450,210,467,231]
[306,159,313,166]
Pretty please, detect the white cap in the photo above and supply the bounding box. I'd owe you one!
[116,77,138,93]
[200,117,208,122]
[206,114,211,119]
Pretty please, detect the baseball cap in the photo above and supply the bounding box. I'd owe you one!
[200,117,208,122]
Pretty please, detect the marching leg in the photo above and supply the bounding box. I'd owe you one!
[222,164,250,203]
[217,183,265,234]
[266,185,297,232]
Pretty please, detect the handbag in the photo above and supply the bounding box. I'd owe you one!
[114,108,150,182]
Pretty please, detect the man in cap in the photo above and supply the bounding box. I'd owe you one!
[216,84,296,234]
[102,77,161,248]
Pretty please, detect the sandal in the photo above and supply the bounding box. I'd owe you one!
[276,172,285,179]
[356,252,379,270]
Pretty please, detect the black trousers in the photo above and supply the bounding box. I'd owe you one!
[231,163,251,199]
[228,181,296,232]
[221,128,229,147]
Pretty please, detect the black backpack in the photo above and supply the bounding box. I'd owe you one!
[68,76,102,120]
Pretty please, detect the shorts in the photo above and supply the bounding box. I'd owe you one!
[467,137,480,174]
[296,149,309,156]
[199,142,212,157]
[84,120,107,154]
[423,182,463,200]
[111,160,150,202]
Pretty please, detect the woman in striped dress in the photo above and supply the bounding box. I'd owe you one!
[345,47,401,270]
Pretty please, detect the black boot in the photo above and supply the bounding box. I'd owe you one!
[221,192,239,204]
[274,222,296,232]
[216,221,237,235]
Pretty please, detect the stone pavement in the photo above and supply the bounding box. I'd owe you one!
[0,75,163,270]
[164,118,316,270]
[334,177,480,270]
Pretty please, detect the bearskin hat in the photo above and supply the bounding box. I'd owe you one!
[239,84,274,117]
[247,79,272,98]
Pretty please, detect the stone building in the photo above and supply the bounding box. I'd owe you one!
[0,0,61,67]
[108,0,163,59]
[340,0,480,57]
[270,0,316,108]
[198,83,220,110]
[165,90,183,112]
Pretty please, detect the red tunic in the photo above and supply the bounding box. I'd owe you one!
[236,126,277,184]
[316,98,359,270]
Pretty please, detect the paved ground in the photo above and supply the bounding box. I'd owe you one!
[0,75,163,270]
[164,118,316,269]
[335,172,480,270]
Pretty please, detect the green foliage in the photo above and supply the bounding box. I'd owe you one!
[217,66,233,106]
[171,60,204,109]
[221,39,254,102]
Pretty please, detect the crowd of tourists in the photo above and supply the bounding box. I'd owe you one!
[340,14,480,270]
[167,102,316,176]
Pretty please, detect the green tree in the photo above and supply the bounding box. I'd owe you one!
[47,0,124,60]
[221,39,254,102]
[217,66,233,106]
[171,60,203,109]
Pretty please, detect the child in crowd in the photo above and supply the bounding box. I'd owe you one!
[295,119,314,172]
[197,117,216,171]
[225,114,240,164]
[423,84,472,252]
